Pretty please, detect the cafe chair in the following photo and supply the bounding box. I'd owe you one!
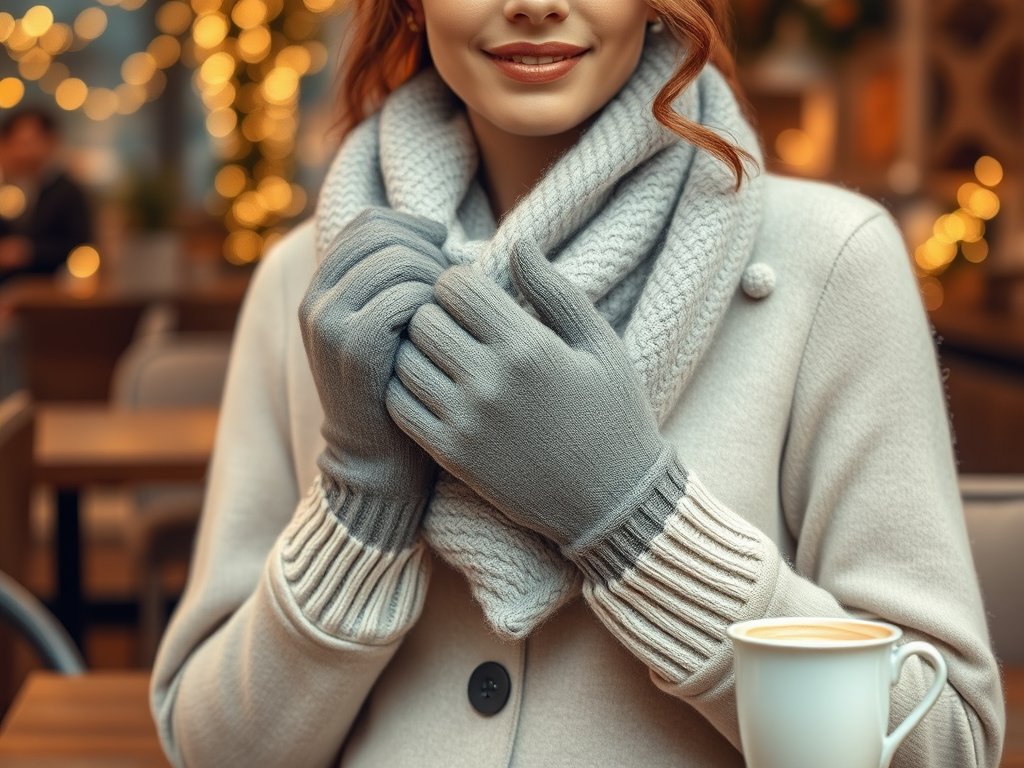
[0,570,85,675]
[960,474,1024,665]
[110,331,232,664]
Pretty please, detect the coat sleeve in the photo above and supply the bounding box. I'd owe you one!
[568,212,1005,768]
[150,232,431,768]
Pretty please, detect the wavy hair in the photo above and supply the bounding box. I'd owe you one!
[335,0,755,186]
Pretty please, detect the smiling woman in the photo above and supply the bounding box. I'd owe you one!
[150,1,1004,766]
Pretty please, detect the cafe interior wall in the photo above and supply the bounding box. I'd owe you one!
[732,0,1023,314]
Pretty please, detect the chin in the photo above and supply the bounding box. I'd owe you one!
[477,100,596,139]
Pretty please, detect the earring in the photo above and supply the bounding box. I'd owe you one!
[406,12,420,33]
[649,16,664,34]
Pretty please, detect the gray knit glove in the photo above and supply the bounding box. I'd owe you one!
[385,238,684,552]
[300,208,447,551]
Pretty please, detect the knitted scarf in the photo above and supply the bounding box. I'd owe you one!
[315,30,765,639]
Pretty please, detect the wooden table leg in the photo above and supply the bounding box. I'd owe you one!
[53,488,83,651]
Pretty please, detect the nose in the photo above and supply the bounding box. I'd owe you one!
[503,0,570,24]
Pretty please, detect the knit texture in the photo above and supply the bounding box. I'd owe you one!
[315,30,764,637]
[574,470,776,684]
[278,476,430,643]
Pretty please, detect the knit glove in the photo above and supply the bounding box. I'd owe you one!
[299,207,448,551]
[385,238,684,552]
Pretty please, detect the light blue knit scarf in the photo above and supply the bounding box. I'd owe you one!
[315,30,765,638]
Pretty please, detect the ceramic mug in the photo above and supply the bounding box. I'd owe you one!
[727,617,947,768]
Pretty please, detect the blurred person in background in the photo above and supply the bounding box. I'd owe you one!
[0,108,92,285]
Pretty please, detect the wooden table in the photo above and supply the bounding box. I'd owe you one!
[0,273,248,402]
[0,672,169,767]
[0,668,1021,766]
[33,405,218,648]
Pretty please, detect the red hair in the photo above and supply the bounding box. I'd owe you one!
[335,0,755,186]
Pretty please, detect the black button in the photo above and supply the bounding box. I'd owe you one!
[468,661,511,715]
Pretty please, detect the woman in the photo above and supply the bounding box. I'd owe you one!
[151,0,1005,766]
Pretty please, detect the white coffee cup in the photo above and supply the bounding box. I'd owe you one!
[727,617,947,768]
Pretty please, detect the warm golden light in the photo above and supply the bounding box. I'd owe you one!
[223,229,262,264]
[201,80,236,109]
[231,0,268,29]
[74,8,107,40]
[237,26,271,61]
[0,13,15,43]
[145,69,167,100]
[283,184,307,217]
[7,21,38,51]
[0,185,27,219]
[258,175,292,211]
[775,128,815,167]
[0,77,26,108]
[121,52,157,85]
[22,6,54,37]
[55,77,88,110]
[305,40,328,73]
[120,0,147,10]
[919,276,943,311]
[262,67,299,104]
[232,191,267,227]
[975,156,1003,188]
[67,245,100,278]
[914,238,956,272]
[954,209,984,243]
[148,35,181,68]
[156,0,192,34]
[114,83,147,114]
[303,0,335,12]
[962,238,989,264]
[84,87,118,120]
[957,182,981,210]
[215,164,247,197]
[18,49,51,81]
[37,62,68,94]
[191,0,221,14]
[39,22,71,54]
[967,188,1000,220]
[200,51,236,84]
[193,12,229,48]
[933,214,965,244]
[276,45,311,74]
[206,108,238,138]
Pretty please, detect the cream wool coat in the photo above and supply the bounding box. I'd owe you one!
[151,174,1005,768]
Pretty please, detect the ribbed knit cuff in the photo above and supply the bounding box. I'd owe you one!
[320,473,428,553]
[275,476,431,644]
[569,470,779,686]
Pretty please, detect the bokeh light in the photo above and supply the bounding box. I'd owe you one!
[22,6,55,37]
[67,245,101,278]
[0,185,28,219]
[0,76,26,108]
[55,77,88,110]
[974,156,1003,188]
[73,8,108,40]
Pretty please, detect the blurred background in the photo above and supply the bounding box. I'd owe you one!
[0,0,1021,725]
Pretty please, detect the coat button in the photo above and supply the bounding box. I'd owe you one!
[468,661,510,716]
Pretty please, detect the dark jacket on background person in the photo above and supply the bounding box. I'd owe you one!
[0,171,92,283]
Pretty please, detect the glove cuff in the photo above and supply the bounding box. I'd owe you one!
[321,472,429,553]
[563,450,689,582]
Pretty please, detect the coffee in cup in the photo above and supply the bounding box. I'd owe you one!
[727,617,947,768]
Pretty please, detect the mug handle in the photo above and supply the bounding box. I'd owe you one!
[879,641,948,768]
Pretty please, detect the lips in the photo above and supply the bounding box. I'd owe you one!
[483,41,588,84]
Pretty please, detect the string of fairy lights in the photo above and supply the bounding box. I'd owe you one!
[914,156,1003,311]
[0,0,346,264]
